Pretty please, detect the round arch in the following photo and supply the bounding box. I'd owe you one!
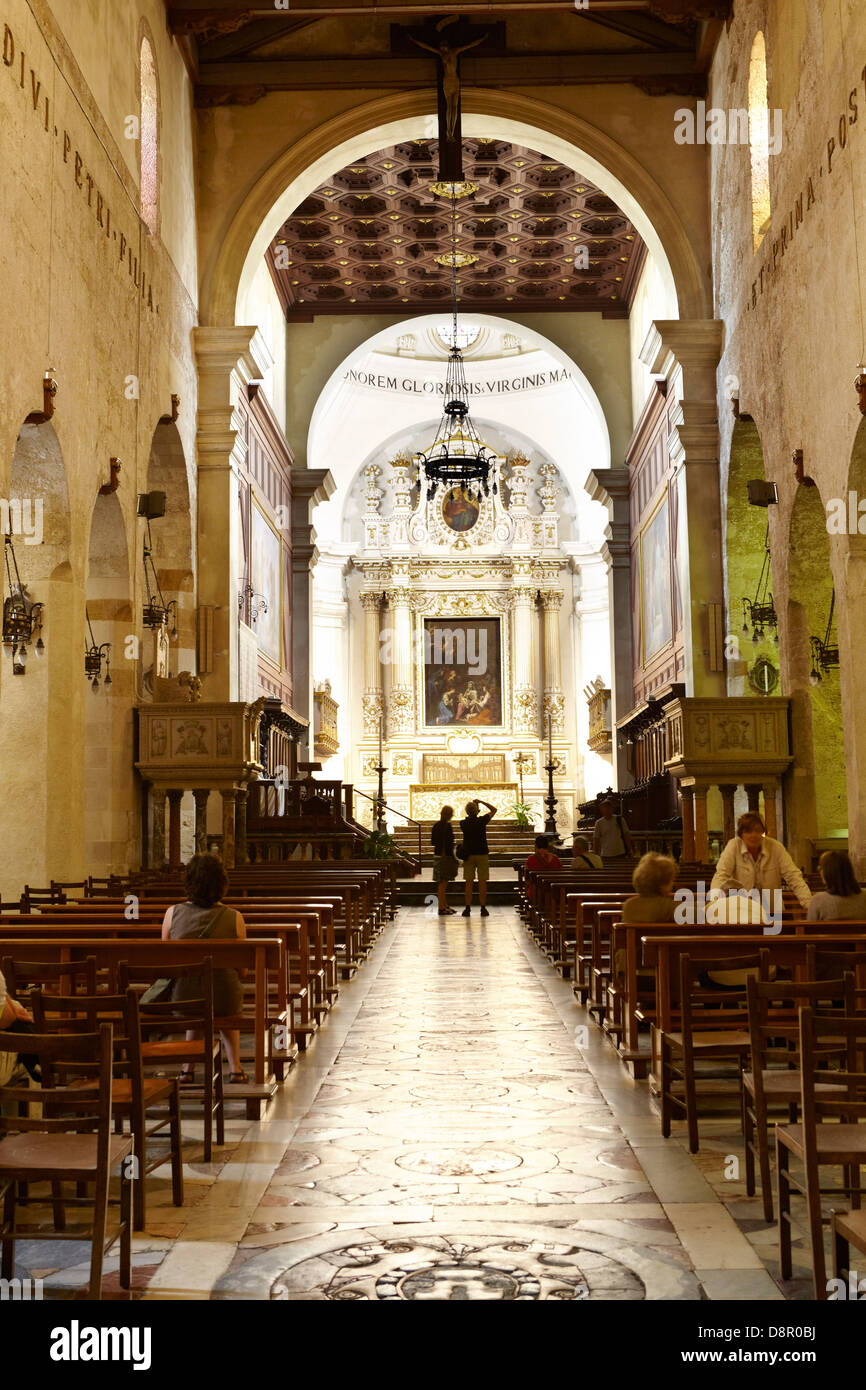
[201,89,709,328]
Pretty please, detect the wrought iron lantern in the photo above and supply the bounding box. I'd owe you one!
[741,525,778,647]
[238,580,268,627]
[84,609,111,691]
[3,534,44,674]
[809,589,839,685]
[142,518,178,636]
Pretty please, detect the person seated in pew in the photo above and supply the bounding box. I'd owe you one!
[0,964,39,1085]
[710,811,811,910]
[571,836,603,870]
[161,854,249,1085]
[807,849,866,920]
[615,853,678,979]
[524,836,563,902]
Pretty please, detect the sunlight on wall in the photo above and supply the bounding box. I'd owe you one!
[749,32,772,252]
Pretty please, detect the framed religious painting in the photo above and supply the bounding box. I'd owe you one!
[423,618,503,727]
[250,498,283,666]
[441,485,481,534]
[639,494,673,664]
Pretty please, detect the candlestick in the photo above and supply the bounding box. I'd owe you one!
[547,710,552,762]
[378,716,383,765]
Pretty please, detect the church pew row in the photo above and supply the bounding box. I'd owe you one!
[0,937,285,1118]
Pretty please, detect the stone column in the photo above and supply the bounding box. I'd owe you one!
[762,782,778,839]
[361,590,384,736]
[681,785,695,862]
[151,788,166,869]
[541,589,565,734]
[639,321,726,699]
[693,785,709,863]
[193,789,209,854]
[385,576,414,736]
[235,786,249,864]
[292,471,336,760]
[584,468,631,785]
[220,789,237,869]
[194,326,273,701]
[167,789,184,870]
[720,785,737,845]
[512,578,539,736]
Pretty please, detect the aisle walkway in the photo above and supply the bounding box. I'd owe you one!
[20,906,790,1300]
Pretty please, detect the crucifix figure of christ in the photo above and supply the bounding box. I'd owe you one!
[409,16,488,141]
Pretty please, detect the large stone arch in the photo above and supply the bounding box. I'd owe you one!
[838,415,866,872]
[200,89,709,329]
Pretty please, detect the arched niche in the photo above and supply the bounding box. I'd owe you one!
[0,420,82,891]
[84,489,134,875]
[787,483,847,846]
[200,92,706,329]
[142,419,195,693]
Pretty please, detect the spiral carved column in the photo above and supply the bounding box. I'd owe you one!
[361,590,384,736]
[512,582,539,736]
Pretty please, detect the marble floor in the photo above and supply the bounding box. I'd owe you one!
[11,904,855,1300]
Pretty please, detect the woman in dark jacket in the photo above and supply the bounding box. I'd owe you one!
[431,805,457,916]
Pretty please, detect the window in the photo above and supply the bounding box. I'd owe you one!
[140,35,158,235]
[435,322,480,351]
[748,31,771,252]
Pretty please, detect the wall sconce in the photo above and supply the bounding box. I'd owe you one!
[3,535,44,674]
[142,518,178,637]
[84,609,111,691]
[741,525,779,647]
[238,581,268,627]
[809,590,839,685]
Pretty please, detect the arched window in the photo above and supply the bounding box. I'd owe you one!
[140,35,158,235]
[748,31,771,252]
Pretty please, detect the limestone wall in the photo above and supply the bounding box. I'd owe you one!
[710,0,866,866]
[0,0,198,890]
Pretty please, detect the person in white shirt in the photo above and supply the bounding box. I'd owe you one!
[592,801,633,858]
[571,836,603,869]
[710,811,811,910]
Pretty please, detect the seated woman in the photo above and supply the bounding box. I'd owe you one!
[524,836,563,903]
[0,966,36,1086]
[615,853,678,979]
[807,850,866,920]
[161,854,248,1084]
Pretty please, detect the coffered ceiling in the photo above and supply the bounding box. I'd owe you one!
[266,138,646,320]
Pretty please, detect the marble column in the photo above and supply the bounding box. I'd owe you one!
[193,326,273,701]
[236,786,249,864]
[512,580,539,736]
[541,590,565,734]
[167,789,184,870]
[681,785,695,863]
[386,580,414,736]
[151,788,166,869]
[221,789,237,869]
[361,590,384,736]
[584,468,631,785]
[720,784,737,844]
[193,788,209,855]
[693,785,709,863]
[292,470,336,759]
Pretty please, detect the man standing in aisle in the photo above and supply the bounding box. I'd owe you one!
[460,798,496,917]
[592,800,634,860]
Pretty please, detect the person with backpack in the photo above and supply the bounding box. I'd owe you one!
[571,835,603,869]
[592,800,634,859]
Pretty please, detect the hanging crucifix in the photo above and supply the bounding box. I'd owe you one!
[409,16,487,182]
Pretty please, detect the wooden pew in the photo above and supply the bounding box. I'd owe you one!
[0,936,285,1117]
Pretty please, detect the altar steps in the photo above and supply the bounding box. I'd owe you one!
[392,820,540,868]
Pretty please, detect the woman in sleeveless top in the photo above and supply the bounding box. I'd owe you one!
[161,854,248,1084]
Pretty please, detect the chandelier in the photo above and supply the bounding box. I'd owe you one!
[809,589,839,685]
[741,525,778,647]
[84,608,112,691]
[142,518,178,635]
[416,189,497,505]
[2,534,44,675]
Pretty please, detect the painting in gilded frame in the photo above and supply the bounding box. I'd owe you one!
[250,500,282,666]
[423,618,502,726]
[640,495,673,663]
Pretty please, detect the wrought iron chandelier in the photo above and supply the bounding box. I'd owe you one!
[741,525,778,647]
[809,588,839,685]
[142,518,178,635]
[84,608,111,691]
[2,534,44,674]
[416,189,497,505]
